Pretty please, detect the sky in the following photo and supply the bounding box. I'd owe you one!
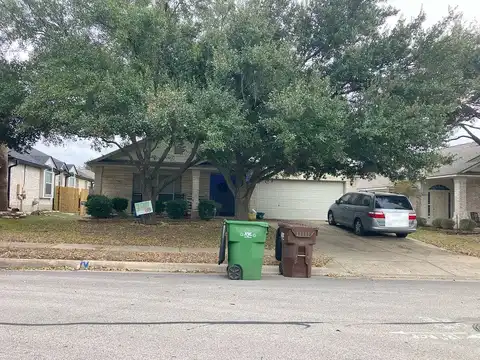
[34,0,480,166]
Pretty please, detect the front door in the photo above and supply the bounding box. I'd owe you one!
[209,174,235,216]
[429,190,450,220]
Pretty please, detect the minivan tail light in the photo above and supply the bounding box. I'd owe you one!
[368,211,385,219]
[409,213,417,220]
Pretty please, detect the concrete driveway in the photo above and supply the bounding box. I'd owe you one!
[311,222,480,280]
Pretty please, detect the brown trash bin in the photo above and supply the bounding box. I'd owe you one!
[278,223,318,278]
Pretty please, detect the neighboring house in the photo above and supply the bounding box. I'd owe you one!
[354,142,479,224]
[7,148,95,212]
[87,143,352,220]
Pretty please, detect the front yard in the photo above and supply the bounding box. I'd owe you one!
[410,228,480,257]
[0,213,276,249]
[0,214,331,267]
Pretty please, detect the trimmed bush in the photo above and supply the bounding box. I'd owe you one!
[432,218,443,228]
[440,218,455,230]
[459,219,476,232]
[165,199,188,219]
[111,197,128,213]
[416,217,427,227]
[86,195,112,218]
[155,200,166,214]
[198,200,219,220]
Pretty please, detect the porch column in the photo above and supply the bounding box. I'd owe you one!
[191,169,200,219]
[453,177,468,224]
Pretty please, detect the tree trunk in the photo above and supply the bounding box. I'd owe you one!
[140,177,156,224]
[0,144,9,211]
[234,185,254,220]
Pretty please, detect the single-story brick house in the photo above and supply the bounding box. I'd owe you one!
[354,142,479,224]
[87,143,352,220]
[8,148,94,212]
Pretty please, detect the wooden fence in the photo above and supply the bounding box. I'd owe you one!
[53,186,89,214]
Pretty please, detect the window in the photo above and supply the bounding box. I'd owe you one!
[174,143,185,155]
[374,195,413,210]
[43,170,53,198]
[68,176,76,188]
[354,194,371,207]
[338,194,352,204]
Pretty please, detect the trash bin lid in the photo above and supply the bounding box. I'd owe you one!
[224,220,269,228]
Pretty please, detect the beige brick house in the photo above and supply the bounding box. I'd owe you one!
[354,142,480,224]
[7,148,94,212]
[88,143,352,220]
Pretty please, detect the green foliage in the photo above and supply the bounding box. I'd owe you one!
[432,218,443,228]
[459,219,476,232]
[165,200,188,219]
[198,199,219,221]
[417,217,427,227]
[85,195,112,218]
[155,200,166,214]
[440,219,455,230]
[2,0,479,217]
[111,197,128,213]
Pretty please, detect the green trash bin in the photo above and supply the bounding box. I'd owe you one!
[218,220,269,280]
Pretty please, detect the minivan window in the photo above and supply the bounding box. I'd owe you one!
[374,195,413,210]
[351,194,369,206]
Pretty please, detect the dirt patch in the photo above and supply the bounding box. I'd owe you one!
[0,216,277,249]
[410,228,480,257]
[0,247,330,267]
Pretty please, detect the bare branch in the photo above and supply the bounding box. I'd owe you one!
[101,138,142,171]
[449,135,473,142]
[462,123,480,131]
[151,136,175,176]
[129,135,144,162]
[155,138,202,194]
[460,124,480,145]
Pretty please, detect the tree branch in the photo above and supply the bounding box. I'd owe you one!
[151,135,175,176]
[155,138,201,194]
[460,124,480,145]
[462,123,480,131]
[129,135,145,162]
[101,138,141,171]
[449,135,473,142]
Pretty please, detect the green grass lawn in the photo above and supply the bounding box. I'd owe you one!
[410,228,480,257]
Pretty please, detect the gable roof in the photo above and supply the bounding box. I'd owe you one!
[429,142,480,177]
[7,148,92,179]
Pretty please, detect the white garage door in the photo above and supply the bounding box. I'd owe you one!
[251,180,344,221]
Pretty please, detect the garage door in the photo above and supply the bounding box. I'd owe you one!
[251,180,344,220]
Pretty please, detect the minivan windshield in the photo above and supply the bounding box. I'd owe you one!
[374,195,413,210]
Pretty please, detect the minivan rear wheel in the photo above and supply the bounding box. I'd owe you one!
[328,211,336,226]
[354,218,365,236]
[396,233,408,238]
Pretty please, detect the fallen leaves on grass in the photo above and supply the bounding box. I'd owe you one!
[0,247,331,267]
[0,216,277,249]
[410,229,480,257]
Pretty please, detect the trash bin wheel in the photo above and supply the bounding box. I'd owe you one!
[279,262,283,275]
[227,264,242,280]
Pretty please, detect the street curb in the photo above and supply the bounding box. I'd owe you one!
[0,258,332,276]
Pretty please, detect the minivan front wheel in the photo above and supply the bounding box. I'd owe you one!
[354,219,365,236]
[328,211,336,226]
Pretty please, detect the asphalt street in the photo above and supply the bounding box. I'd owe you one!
[0,271,479,360]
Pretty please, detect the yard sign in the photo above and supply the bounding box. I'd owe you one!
[134,200,153,216]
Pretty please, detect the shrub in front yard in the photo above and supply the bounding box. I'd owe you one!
[198,200,219,220]
[417,217,427,227]
[165,200,188,219]
[440,218,455,230]
[155,200,166,214]
[86,195,113,218]
[432,218,443,228]
[459,219,476,232]
[111,197,129,213]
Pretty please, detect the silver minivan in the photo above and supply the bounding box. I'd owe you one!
[327,191,417,237]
